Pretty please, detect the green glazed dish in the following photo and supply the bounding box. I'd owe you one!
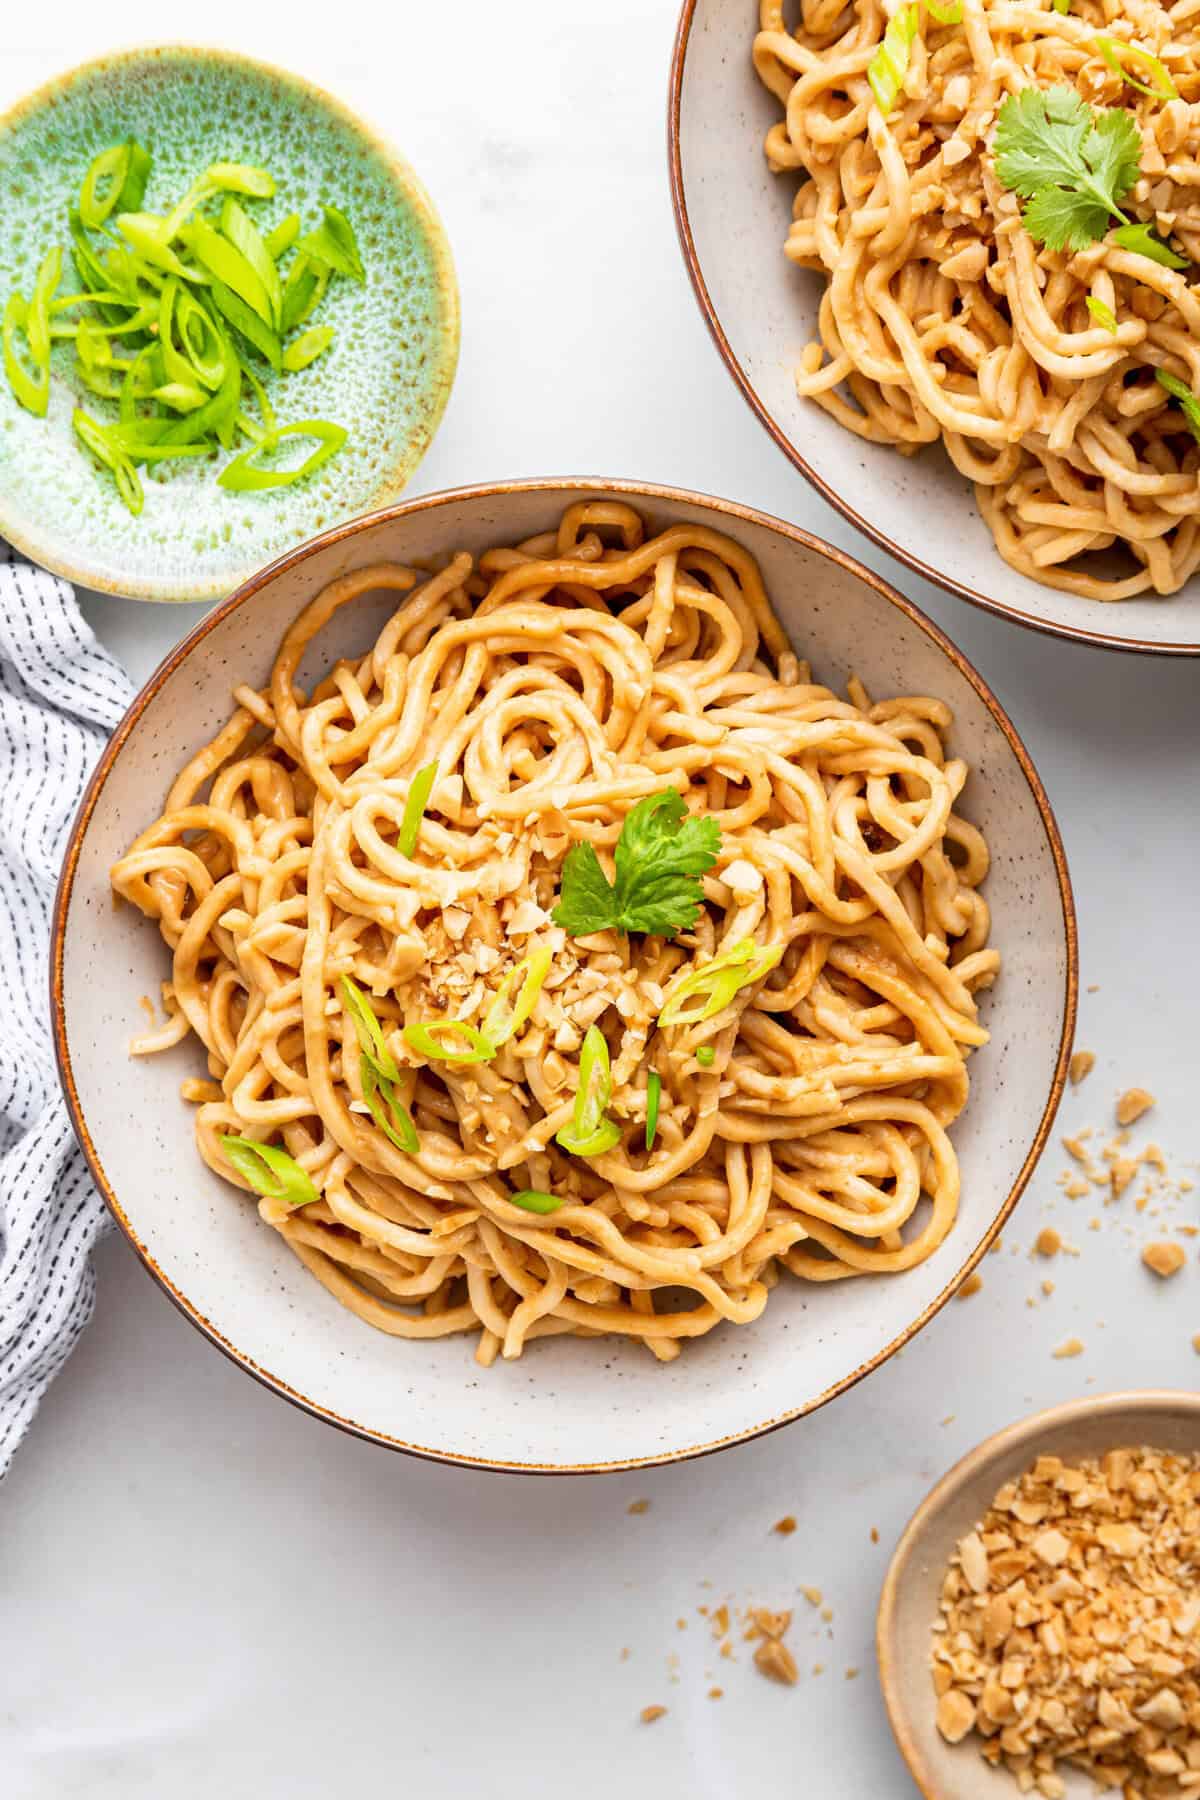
[0,46,459,601]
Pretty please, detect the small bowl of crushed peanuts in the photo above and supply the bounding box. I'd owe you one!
[878,1392,1200,1800]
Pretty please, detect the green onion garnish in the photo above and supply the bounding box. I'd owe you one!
[555,1025,622,1158]
[1155,368,1200,446]
[404,1020,496,1065]
[1110,221,1189,268]
[868,5,921,118]
[658,939,783,1029]
[695,1044,716,1067]
[1093,36,1178,101]
[509,1189,565,1215]
[221,1135,318,1207]
[339,976,419,1153]
[397,760,439,858]
[1085,296,1119,334]
[1,143,362,514]
[481,946,552,1052]
[645,1070,662,1150]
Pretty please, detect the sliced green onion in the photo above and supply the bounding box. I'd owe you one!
[73,409,143,513]
[1110,221,1189,268]
[181,214,274,326]
[1155,368,1200,447]
[115,213,203,282]
[282,324,334,371]
[925,0,963,22]
[27,247,62,369]
[658,938,783,1029]
[221,197,282,327]
[280,256,330,332]
[868,5,921,117]
[556,1025,622,1158]
[695,1044,716,1067]
[340,975,400,1081]
[240,362,278,442]
[205,273,282,369]
[297,204,365,281]
[3,294,49,415]
[79,145,130,229]
[1085,296,1119,334]
[397,760,438,857]
[1093,35,1178,101]
[216,418,345,489]
[156,339,241,446]
[482,946,553,1053]
[264,213,301,260]
[159,279,227,391]
[509,1189,565,1215]
[360,1059,419,1154]
[403,1020,496,1065]
[220,1134,318,1207]
[207,162,275,199]
[645,1070,662,1151]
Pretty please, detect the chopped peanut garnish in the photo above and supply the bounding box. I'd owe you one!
[1116,1087,1156,1127]
[1052,1336,1084,1358]
[753,1639,798,1685]
[956,1272,983,1299]
[772,1515,797,1535]
[639,1705,666,1724]
[1068,1049,1095,1085]
[1035,1227,1062,1257]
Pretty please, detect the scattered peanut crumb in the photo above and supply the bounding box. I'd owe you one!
[627,1499,650,1515]
[620,1647,630,1662]
[1142,1241,1186,1280]
[800,1586,823,1607]
[1069,1050,1095,1085]
[1063,1176,1090,1199]
[813,1662,825,1675]
[1111,1157,1140,1198]
[772,1515,797,1536]
[870,1527,880,1544]
[1116,1086,1156,1128]
[676,1618,687,1631]
[1035,1227,1062,1258]
[1052,1336,1085,1358]
[820,1607,833,1623]
[639,1705,666,1725]
[1062,1135,1090,1164]
[1041,1279,1055,1297]
[753,1639,799,1685]
[845,1667,860,1681]
[1192,1334,1200,1354]
[956,1272,983,1300]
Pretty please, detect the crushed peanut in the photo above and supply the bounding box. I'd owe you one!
[957,1272,984,1299]
[1035,1228,1062,1258]
[1069,1050,1096,1086]
[639,1705,667,1725]
[773,1515,797,1536]
[1117,1087,1157,1128]
[754,1638,799,1685]
[627,1498,650,1515]
[1143,1242,1187,1280]
[1052,1337,1085,1358]
[933,1448,1200,1799]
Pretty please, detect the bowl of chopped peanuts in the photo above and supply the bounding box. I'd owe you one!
[878,1391,1200,1800]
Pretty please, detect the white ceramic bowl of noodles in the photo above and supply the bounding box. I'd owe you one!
[52,479,1076,1473]
[668,1,1200,657]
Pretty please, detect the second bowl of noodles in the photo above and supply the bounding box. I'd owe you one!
[53,479,1075,1471]
[670,0,1200,655]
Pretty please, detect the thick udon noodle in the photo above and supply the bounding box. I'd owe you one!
[111,505,998,1364]
[754,0,1200,599]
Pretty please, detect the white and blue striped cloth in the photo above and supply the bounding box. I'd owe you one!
[0,547,132,1478]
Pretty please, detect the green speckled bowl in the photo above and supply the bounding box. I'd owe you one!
[0,46,459,601]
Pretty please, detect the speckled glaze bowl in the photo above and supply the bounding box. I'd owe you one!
[52,479,1077,1472]
[878,1391,1200,1798]
[669,1,1200,656]
[0,46,458,602]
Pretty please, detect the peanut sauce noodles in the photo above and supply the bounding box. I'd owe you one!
[754,0,1200,600]
[110,504,998,1364]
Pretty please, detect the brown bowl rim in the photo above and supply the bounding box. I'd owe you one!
[50,475,1079,1474]
[877,1388,1200,1796]
[666,0,1200,659]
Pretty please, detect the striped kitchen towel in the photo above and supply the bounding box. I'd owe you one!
[0,546,132,1478]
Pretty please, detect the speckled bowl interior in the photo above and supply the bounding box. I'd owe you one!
[878,1391,1200,1798]
[670,1,1200,655]
[0,46,458,601]
[53,481,1075,1472]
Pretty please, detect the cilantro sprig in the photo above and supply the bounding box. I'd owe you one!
[993,86,1140,254]
[552,790,721,939]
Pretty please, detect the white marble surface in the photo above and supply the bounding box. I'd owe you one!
[3,5,1199,1797]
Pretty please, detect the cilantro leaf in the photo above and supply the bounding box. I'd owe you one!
[993,86,1141,253]
[552,790,721,939]
[1111,221,1189,268]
